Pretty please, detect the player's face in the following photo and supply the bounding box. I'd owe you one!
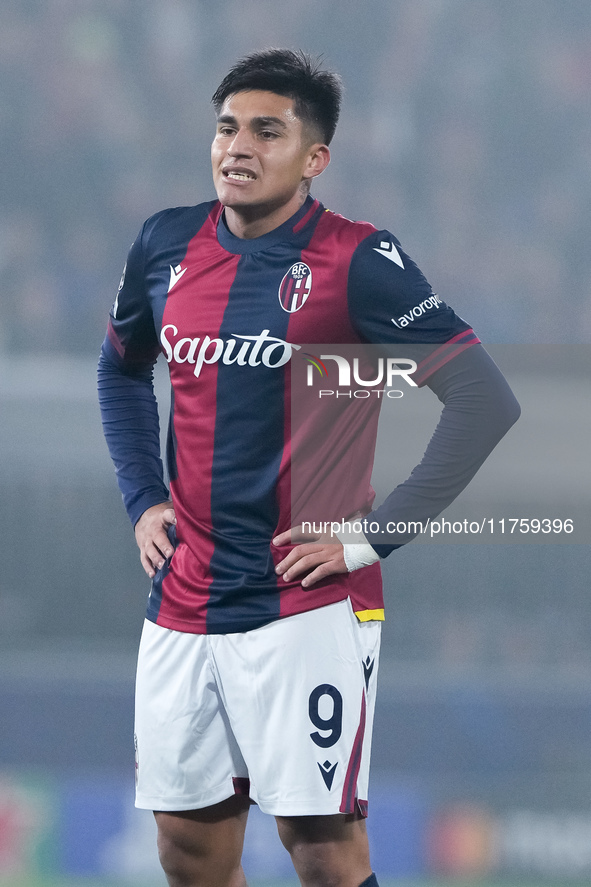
[211,90,329,237]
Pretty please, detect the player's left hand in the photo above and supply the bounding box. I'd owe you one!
[272,526,348,588]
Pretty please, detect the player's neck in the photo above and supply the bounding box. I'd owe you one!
[223,192,309,240]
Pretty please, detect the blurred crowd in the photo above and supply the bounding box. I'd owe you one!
[2,0,591,353]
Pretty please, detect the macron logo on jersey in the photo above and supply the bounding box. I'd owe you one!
[168,264,187,293]
[373,240,405,269]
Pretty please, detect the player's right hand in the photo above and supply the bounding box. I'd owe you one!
[134,502,177,578]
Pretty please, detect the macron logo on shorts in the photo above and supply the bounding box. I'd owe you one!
[318,760,338,790]
[362,656,375,689]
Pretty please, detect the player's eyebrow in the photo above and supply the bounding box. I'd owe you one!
[251,115,288,129]
[216,114,288,130]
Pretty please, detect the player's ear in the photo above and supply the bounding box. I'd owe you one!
[305,144,331,180]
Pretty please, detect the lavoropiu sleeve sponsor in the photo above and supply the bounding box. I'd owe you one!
[347,231,475,347]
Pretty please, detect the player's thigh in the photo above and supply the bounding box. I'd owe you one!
[155,795,250,883]
[275,812,371,886]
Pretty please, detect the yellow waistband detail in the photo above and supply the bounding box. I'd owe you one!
[354,608,385,623]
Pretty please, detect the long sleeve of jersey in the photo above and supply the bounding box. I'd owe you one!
[98,225,169,526]
[365,343,520,555]
[345,229,520,555]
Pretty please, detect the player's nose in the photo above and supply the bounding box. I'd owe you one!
[227,126,255,157]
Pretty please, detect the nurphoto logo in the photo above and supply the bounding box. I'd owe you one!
[302,351,417,399]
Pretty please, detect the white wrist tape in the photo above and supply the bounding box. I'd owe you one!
[342,541,380,572]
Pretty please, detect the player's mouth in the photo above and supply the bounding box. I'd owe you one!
[223,168,257,182]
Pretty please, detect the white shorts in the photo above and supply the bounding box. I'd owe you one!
[134,598,381,817]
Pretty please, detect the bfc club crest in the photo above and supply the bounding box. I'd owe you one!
[278,262,312,313]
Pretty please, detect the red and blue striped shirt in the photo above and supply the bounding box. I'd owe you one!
[98,196,517,634]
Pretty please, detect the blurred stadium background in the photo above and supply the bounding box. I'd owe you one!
[1,0,590,884]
